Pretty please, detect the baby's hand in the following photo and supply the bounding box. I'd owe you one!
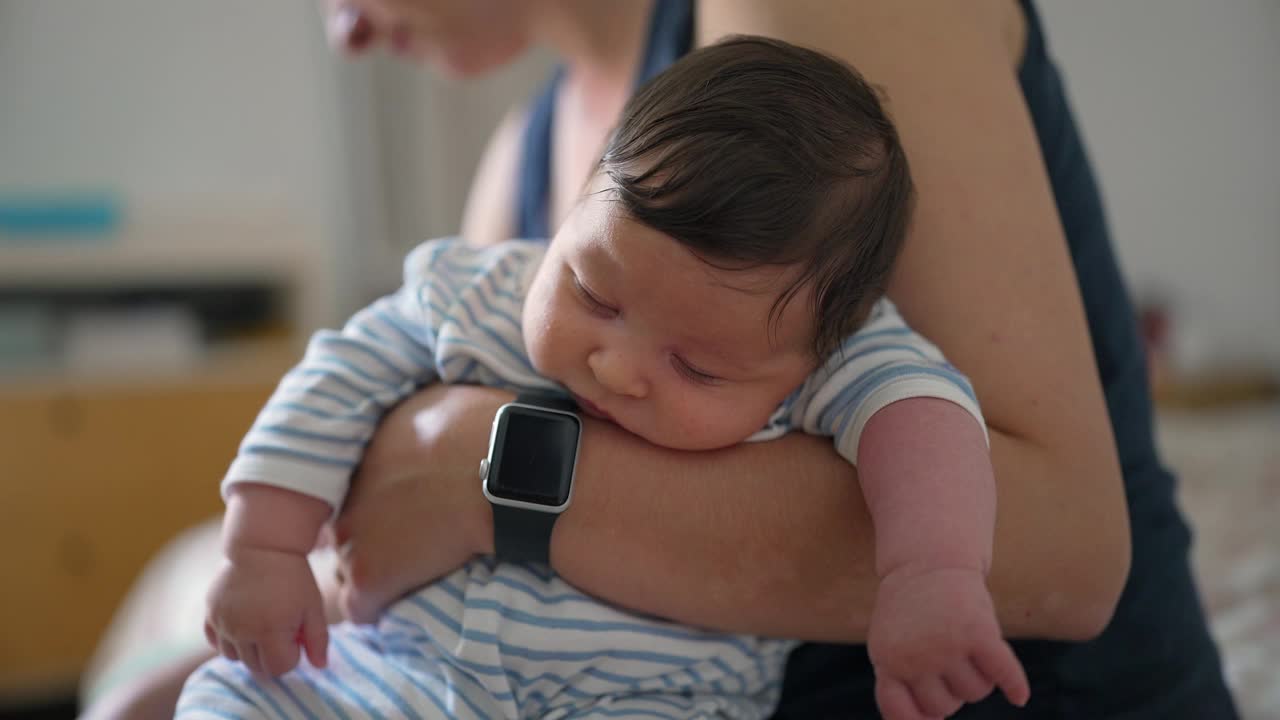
[868,567,1029,719]
[205,547,329,677]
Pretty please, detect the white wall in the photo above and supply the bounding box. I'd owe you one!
[1,3,308,211]
[367,51,551,252]
[1039,0,1280,372]
[6,1,1275,363]
[0,0,386,324]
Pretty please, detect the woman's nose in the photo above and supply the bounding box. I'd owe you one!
[587,348,649,398]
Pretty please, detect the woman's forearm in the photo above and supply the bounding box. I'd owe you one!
[544,415,1128,644]
[550,422,876,641]
[345,385,1127,643]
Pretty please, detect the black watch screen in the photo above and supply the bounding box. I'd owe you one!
[486,406,580,506]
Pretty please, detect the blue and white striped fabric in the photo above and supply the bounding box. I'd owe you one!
[179,559,791,720]
[188,237,982,719]
[222,239,560,510]
[755,299,986,458]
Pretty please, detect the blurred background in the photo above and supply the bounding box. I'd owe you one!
[0,1,1276,718]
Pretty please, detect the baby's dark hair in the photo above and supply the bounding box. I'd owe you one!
[600,36,914,359]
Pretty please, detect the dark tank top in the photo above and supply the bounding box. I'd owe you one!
[516,2,1237,717]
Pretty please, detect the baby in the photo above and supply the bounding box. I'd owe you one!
[182,36,1029,720]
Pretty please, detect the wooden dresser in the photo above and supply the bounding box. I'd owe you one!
[0,342,293,704]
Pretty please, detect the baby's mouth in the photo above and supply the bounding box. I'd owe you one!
[571,393,614,422]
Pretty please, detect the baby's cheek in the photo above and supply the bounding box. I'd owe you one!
[713,393,782,445]
[524,305,572,382]
[521,309,549,372]
[667,393,766,450]
[524,325,555,378]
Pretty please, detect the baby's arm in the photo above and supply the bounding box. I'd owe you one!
[858,395,993,586]
[207,239,475,676]
[788,302,1028,718]
[206,484,332,676]
[857,397,1028,718]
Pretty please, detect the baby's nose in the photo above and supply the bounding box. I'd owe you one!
[587,349,648,398]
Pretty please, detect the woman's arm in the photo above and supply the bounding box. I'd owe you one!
[338,384,1114,644]
[694,0,1129,636]
[336,383,880,636]
[557,406,1121,642]
[460,105,525,246]
[338,0,1128,643]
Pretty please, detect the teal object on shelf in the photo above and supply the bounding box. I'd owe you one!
[0,192,122,242]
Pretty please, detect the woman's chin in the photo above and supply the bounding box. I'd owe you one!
[429,45,526,79]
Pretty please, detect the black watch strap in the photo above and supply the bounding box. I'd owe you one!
[490,391,579,566]
[492,503,558,565]
[515,390,577,412]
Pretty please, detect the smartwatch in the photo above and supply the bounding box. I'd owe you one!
[479,391,582,564]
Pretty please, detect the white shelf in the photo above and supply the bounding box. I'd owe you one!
[0,216,315,287]
[0,214,332,335]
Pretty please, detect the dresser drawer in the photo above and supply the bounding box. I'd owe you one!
[0,381,273,698]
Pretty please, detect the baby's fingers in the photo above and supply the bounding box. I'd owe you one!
[205,622,241,663]
[244,640,267,676]
[944,658,995,704]
[876,676,933,720]
[974,640,1030,707]
[911,675,962,718]
[258,634,302,677]
[242,642,265,676]
[217,636,240,663]
[204,621,218,651]
[302,601,330,669]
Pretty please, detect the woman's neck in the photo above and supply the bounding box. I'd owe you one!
[534,0,655,87]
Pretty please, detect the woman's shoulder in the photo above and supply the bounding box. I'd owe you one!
[696,0,1026,69]
[461,105,531,248]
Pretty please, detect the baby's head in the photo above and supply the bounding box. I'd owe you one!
[524,36,914,450]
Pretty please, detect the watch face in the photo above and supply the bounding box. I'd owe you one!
[486,406,580,507]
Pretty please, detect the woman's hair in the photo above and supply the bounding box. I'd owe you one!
[600,35,914,359]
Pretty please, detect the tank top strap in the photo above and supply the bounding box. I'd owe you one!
[514,0,694,239]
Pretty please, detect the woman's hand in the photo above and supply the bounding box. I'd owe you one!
[331,384,510,623]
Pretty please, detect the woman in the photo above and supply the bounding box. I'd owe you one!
[84,1,1237,718]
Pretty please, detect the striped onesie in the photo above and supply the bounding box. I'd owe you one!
[178,238,982,720]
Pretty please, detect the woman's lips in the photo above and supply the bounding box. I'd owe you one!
[572,394,613,421]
